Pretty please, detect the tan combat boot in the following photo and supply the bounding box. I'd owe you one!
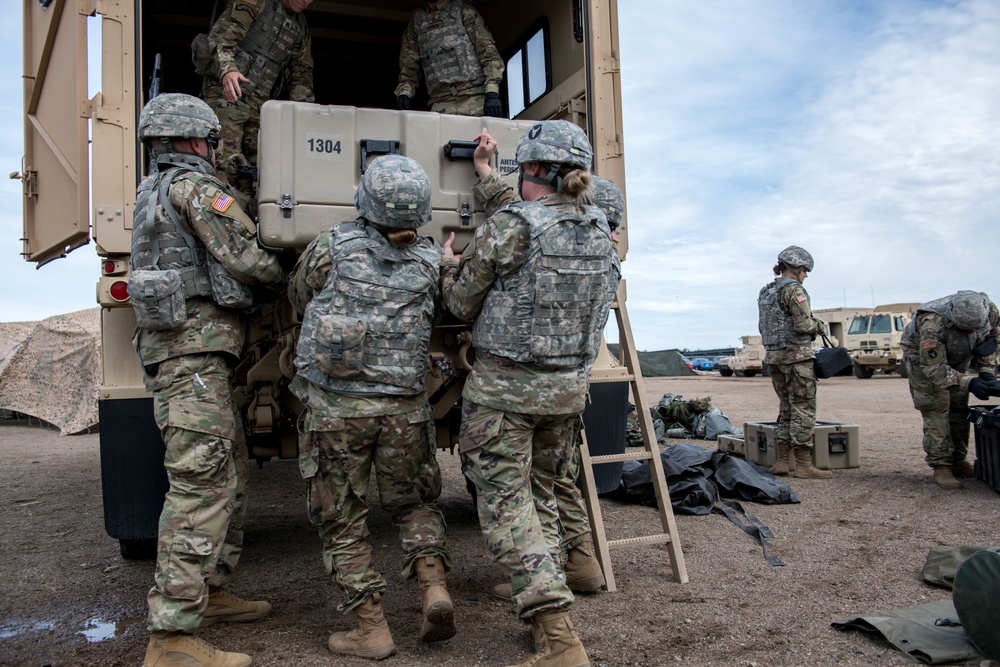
[791,447,832,479]
[327,593,397,660]
[563,539,605,593]
[933,466,961,489]
[769,442,791,476]
[504,610,591,667]
[143,632,251,667]
[201,587,272,627]
[415,555,456,642]
[951,459,975,478]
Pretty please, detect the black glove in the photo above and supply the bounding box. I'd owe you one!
[396,95,411,111]
[969,377,992,401]
[973,336,997,357]
[980,371,998,384]
[483,92,503,117]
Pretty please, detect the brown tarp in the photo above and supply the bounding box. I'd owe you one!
[0,308,101,435]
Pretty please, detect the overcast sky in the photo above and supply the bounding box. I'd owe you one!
[1,0,997,353]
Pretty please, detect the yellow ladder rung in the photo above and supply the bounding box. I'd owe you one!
[608,534,672,548]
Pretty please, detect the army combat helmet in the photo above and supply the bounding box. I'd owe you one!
[354,155,432,229]
[590,176,625,230]
[950,290,989,331]
[138,93,221,142]
[515,120,593,187]
[777,245,814,272]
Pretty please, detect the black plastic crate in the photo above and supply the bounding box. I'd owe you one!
[969,406,1000,493]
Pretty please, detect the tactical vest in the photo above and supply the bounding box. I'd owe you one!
[413,1,485,99]
[232,2,307,100]
[295,221,442,396]
[472,202,613,369]
[900,295,986,369]
[129,153,252,330]
[758,278,813,351]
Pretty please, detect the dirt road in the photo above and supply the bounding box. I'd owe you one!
[1,374,997,666]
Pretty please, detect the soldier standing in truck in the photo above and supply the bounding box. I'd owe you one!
[394,0,505,117]
[198,0,316,203]
[757,245,832,480]
[441,120,612,666]
[288,155,455,660]
[900,290,1000,489]
[129,94,286,667]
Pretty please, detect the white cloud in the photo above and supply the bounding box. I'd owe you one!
[618,0,1000,351]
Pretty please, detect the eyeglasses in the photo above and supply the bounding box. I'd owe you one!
[207,131,220,150]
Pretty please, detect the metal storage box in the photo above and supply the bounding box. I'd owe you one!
[256,101,536,249]
[969,406,1000,493]
[717,434,745,457]
[744,420,860,470]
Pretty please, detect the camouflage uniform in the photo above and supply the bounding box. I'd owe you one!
[900,292,1000,468]
[132,153,286,634]
[395,0,504,116]
[201,0,315,198]
[759,278,822,450]
[472,170,619,559]
[287,156,450,616]
[442,192,612,619]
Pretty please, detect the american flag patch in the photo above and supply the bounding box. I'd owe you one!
[212,192,235,213]
[796,294,807,302]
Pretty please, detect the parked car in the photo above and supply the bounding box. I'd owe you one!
[690,357,714,371]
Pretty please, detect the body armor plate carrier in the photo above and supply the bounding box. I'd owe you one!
[295,221,442,396]
[758,278,812,351]
[472,201,613,369]
[901,295,986,370]
[413,1,484,100]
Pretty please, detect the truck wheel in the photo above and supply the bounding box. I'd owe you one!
[119,538,157,561]
[853,362,874,379]
[743,370,758,378]
[719,368,734,377]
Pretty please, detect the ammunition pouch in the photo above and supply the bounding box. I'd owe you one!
[129,269,188,331]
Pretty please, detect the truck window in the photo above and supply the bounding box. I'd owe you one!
[505,20,552,117]
[895,316,905,331]
[869,315,891,334]
[848,317,870,335]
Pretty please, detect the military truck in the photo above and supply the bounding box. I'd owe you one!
[19,0,632,557]
[717,335,766,377]
[843,305,917,379]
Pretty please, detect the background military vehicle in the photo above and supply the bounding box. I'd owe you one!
[20,0,632,558]
[717,335,766,377]
[843,304,918,379]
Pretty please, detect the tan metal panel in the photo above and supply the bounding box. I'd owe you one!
[20,0,91,265]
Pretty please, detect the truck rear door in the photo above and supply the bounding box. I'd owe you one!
[20,0,91,265]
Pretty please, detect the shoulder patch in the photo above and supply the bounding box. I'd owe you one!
[921,340,938,350]
[212,192,235,213]
[796,294,808,303]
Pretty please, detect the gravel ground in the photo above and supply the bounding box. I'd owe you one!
[1,373,998,667]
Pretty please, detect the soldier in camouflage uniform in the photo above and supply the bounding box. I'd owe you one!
[200,0,315,202]
[900,291,1000,489]
[288,155,453,660]
[758,246,832,480]
[395,0,505,117]
[441,121,613,667]
[130,94,286,667]
[469,130,621,610]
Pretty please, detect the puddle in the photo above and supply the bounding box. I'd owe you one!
[78,616,144,643]
[0,620,55,640]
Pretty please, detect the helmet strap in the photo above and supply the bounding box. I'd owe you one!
[518,162,562,197]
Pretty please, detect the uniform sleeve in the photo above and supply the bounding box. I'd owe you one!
[287,24,315,103]
[394,20,421,99]
[974,297,1000,373]
[287,233,331,315]
[172,177,285,287]
[473,170,518,217]
[442,212,528,321]
[915,313,964,390]
[462,5,505,95]
[784,284,822,336]
[208,2,254,78]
